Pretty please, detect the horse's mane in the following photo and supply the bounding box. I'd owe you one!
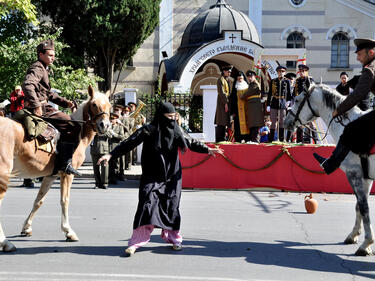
[316,84,346,111]
[70,100,88,121]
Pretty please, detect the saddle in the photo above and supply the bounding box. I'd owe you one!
[13,109,59,153]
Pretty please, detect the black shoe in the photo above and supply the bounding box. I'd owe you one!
[98,185,108,189]
[313,153,337,175]
[20,182,34,188]
[117,175,126,181]
[64,163,81,177]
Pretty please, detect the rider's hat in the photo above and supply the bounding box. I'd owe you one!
[37,40,55,54]
[354,38,375,53]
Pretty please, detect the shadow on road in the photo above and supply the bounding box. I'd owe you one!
[4,237,375,279]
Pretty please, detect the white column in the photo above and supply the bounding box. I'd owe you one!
[249,0,262,41]
[200,85,218,143]
[159,0,173,61]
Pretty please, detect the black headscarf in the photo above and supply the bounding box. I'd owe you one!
[151,102,187,152]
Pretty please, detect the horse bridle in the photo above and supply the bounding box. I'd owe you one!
[87,104,109,132]
[288,85,319,127]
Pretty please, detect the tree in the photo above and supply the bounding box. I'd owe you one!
[35,0,161,92]
[0,0,38,25]
[0,30,100,101]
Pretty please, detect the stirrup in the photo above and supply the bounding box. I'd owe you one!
[64,163,81,176]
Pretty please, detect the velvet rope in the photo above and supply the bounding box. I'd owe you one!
[182,145,325,174]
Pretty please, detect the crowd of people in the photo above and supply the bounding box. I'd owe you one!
[90,102,145,189]
[214,63,371,144]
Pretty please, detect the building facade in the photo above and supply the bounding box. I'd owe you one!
[115,0,375,94]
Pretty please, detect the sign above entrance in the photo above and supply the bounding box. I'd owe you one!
[175,30,264,93]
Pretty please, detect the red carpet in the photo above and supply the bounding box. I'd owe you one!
[180,143,375,193]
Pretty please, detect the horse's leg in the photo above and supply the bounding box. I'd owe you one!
[0,190,16,252]
[60,174,79,241]
[21,176,56,236]
[344,202,363,244]
[346,170,374,256]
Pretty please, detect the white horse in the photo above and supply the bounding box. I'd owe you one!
[284,83,375,256]
[0,86,111,252]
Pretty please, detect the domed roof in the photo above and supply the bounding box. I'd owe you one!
[180,0,260,50]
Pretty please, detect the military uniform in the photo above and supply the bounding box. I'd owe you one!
[293,75,314,143]
[109,117,125,183]
[267,68,292,141]
[90,131,112,189]
[22,40,80,176]
[122,114,134,170]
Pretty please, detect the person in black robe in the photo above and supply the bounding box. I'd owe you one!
[97,102,223,256]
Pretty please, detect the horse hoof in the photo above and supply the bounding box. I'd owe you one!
[344,237,357,244]
[20,231,32,237]
[355,248,373,256]
[65,236,79,242]
[2,242,16,252]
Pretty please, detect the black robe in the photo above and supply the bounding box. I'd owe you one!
[110,124,209,230]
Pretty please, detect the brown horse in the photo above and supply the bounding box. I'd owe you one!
[0,85,111,252]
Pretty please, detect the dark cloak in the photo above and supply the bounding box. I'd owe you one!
[110,102,209,230]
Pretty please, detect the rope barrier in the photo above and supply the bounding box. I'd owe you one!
[182,144,325,174]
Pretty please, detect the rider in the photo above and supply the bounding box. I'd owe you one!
[313,38,375,174]
[22,39,81,176]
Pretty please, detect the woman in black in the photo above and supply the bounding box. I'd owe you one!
[98,102,223,256]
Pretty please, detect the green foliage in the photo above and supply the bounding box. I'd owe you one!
[35,0,161,91]
[0,0,39,25]
[0,29,101,101]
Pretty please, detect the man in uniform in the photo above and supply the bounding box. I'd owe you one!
[22,39,81,176]
[314,38,375,174]
[121,105,134,170]
[90,126,112,189]
[215,65,232,142]
[108,112,125,184]
[293,64,315,143]
[266,65,292,142]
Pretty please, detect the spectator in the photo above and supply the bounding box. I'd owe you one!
[259,119,272,143]
[336,72,350,96]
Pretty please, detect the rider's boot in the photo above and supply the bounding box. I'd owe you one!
[313,140,350,175]
[53,142,81,176]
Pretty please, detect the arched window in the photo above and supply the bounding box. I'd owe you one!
[331,32,349,68]
[286,32,305,68]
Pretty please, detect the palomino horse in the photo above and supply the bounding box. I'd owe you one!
[284,83,374,256]
[0,85,111,252]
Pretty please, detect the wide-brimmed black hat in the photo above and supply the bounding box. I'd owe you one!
[276,65,287,71]
[354,38,375,53]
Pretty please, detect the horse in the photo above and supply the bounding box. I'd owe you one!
[284,83,375,256]
[0,85,111,252]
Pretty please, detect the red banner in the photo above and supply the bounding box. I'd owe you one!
[180,143,375,193]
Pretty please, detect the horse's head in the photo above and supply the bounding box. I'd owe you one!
[83,85,111,134]
[284,82,320,131]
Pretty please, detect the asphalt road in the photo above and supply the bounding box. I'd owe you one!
[0,177,375,281]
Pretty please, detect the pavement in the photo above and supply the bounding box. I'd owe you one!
[1,178,375,280]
